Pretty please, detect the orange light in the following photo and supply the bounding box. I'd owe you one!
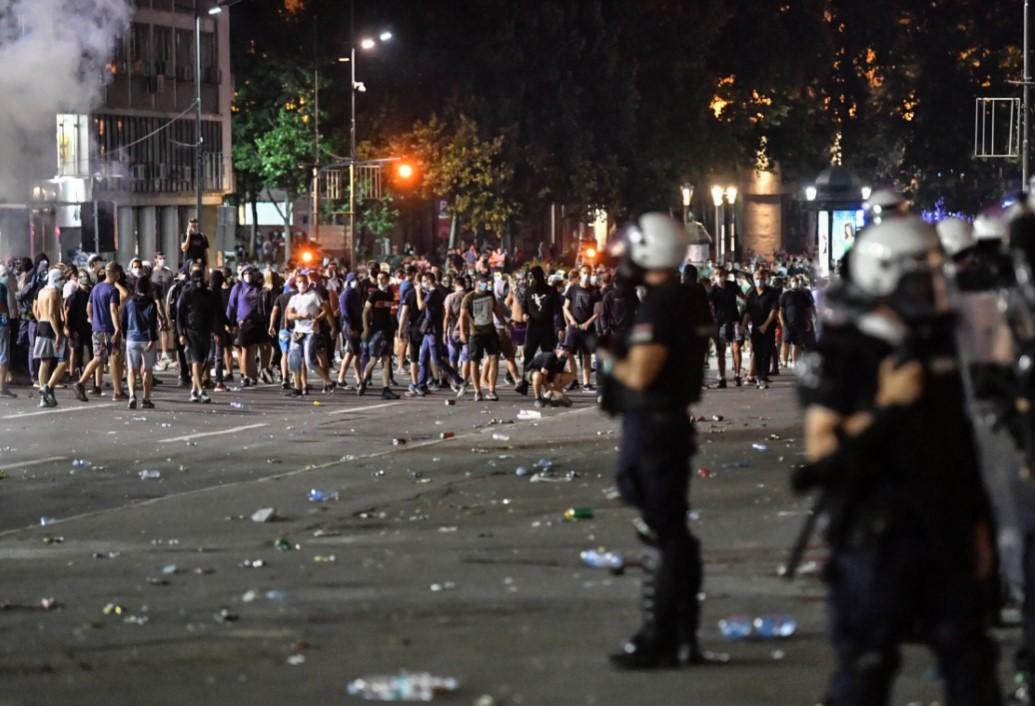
[397,162,414,180]
[585,247,597,259]
[301,250,314,264]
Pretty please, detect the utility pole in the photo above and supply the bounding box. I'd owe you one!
[347,0,357,270]
[311,17,320,247]
[1025,0,1031,187]
[193,0,204,228]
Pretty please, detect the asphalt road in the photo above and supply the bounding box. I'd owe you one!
[0,369,1022,705]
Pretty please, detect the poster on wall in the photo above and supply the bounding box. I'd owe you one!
[831,210,865,264]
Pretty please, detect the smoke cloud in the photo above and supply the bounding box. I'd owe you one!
[0,0,131,201]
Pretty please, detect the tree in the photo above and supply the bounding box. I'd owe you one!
[254,100,315,238]
[392,115,517,241]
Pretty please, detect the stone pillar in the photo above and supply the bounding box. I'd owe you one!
[138,206,157,260]
[116,205,136,264]
[741,171,783,261]
[160,206,180,269]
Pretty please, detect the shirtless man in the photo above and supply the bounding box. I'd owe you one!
[33,268,69,407]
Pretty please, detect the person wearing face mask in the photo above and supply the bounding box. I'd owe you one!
[121,275,159,409]
[269,276,297,390]
[458,272,509,401]
[562,265,602,392]
[225,266,264,387]
[127,258,143,290]
[360,271,401,399]
[73,262,124,402]
[778,275,816,367]
[414,271,463,394]
[150,252,175,371]
[742,268,779,390]
[284,272,336,397]
[32,267,69,407]
[64,269,92,383]
[444,275,472,394]
[336,273,364,390]
[708,267,745,388]
[176,266,218,403]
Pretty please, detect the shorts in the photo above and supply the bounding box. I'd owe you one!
[782,326,815,348]
[367,330,390,359]
[0,322,8,366]
[126,340,157,371]
[278,329,291,354]
[407,329,425,365]
[33,331,67,361]
[563,325,595,355]
[92,331,118,361]
[530,352,566,382]
[235,318,265,347]
[510,322,527,348]
[184,331,212,365]
[343,332,362,356]
[715,322,744,344]
[468,329,501,362]
[496,326,515,360]
[288,332,321,372]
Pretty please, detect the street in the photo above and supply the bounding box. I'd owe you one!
[0,372,1020,705]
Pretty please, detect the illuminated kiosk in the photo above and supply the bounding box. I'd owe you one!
[803,166,869,277]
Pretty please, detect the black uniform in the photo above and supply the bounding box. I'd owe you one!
[599,287,638,341]
[521,284,561,364]
[797,316,1000,705]
[176,281,218,364]
[611,280,709,665]
[744,286,779,381]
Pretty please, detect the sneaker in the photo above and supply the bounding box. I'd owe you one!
[381,386,400,400]
[38,389,50,408]
[242,377,253,388]
[734,376,742,387]
[757,380,769,390]
[127,397,137,410]
[214,382,228,392]
[73,381,89,402]
[200,391,212,404]
[717,378,727,389]
[565,380,580,392]
[485,391,499,401]
[141,399,155,409]
[285,387,303,398]
[581,384,596,393]
[322,382,337,396]
[0,389,16,398]
[534,398,547,409]
[455,382,468,400]
[515,380,529,396]
[259,369,274,384]
[405,384,421,398]
[154,358,169,372]
[190,390,201,403]
[281,380,291,391]
[91,385,104,396]
[473,392,484,402]
[358,380,367,396]
[505,371,516,385]
[112,393,128,402]
[339,382,355,392]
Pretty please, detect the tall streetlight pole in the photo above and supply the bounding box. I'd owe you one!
[1025,0,1031,186]
[193,0,204,226]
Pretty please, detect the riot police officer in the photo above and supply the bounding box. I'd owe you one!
[597,213,711,669]
[795,216,1000,705]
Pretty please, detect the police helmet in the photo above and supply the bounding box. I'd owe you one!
[973,209,1008,242]
[864,189,907,225]
[612,212,689,272]
[935,216,976,258]
[851,216,952,322]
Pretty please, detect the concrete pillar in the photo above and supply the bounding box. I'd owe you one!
[160,206,180,269]
[116,205,136,264]
[138,206,157,260]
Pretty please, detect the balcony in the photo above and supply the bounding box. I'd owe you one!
[94,152,226,196]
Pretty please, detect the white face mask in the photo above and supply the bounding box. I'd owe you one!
[155,259,165,268]
[378,283,389,292]
[348,280,357,289]
[580,274,590,285]
[244,274,253,284]
[131,267,141,278]
[754,278,765,288]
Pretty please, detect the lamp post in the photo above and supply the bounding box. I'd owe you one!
[680,183,694,226]
[724,186,738,261]
[710,184,739,263]
[339,29,392,269]
[710,186,725,262]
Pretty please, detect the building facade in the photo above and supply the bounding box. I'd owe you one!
[37,0,233,266]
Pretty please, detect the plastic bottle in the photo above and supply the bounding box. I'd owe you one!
[39,516,56,527]
[230,401,244,410]
[580,548,624,569]
[753,615,797,639]
[307,489,340,502]
[138,469,161,480]
[346,672,459,701]
[751,442,770,452]
[71,459,92,470]
[563,507,594,521]
[718,615,753,640]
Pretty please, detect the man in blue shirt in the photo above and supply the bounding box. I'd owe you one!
[336,273,364,389]
[73,262,123,402]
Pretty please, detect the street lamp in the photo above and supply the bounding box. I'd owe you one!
[724,186,738,260]
[710,186,725,262]
[805,185,818,202]
[339,29,393,269]
[680,183,694,225]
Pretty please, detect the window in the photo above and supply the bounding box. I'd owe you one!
[56,114,89,177]
[153,26,172,75]
[130,23,151,74]
[174,28,193,79]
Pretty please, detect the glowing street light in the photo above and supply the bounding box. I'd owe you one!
[360,37,377,50]
[805,185,818,201]
[379,31,393,42]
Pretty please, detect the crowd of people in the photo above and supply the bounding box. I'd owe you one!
[0,227,819,412]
